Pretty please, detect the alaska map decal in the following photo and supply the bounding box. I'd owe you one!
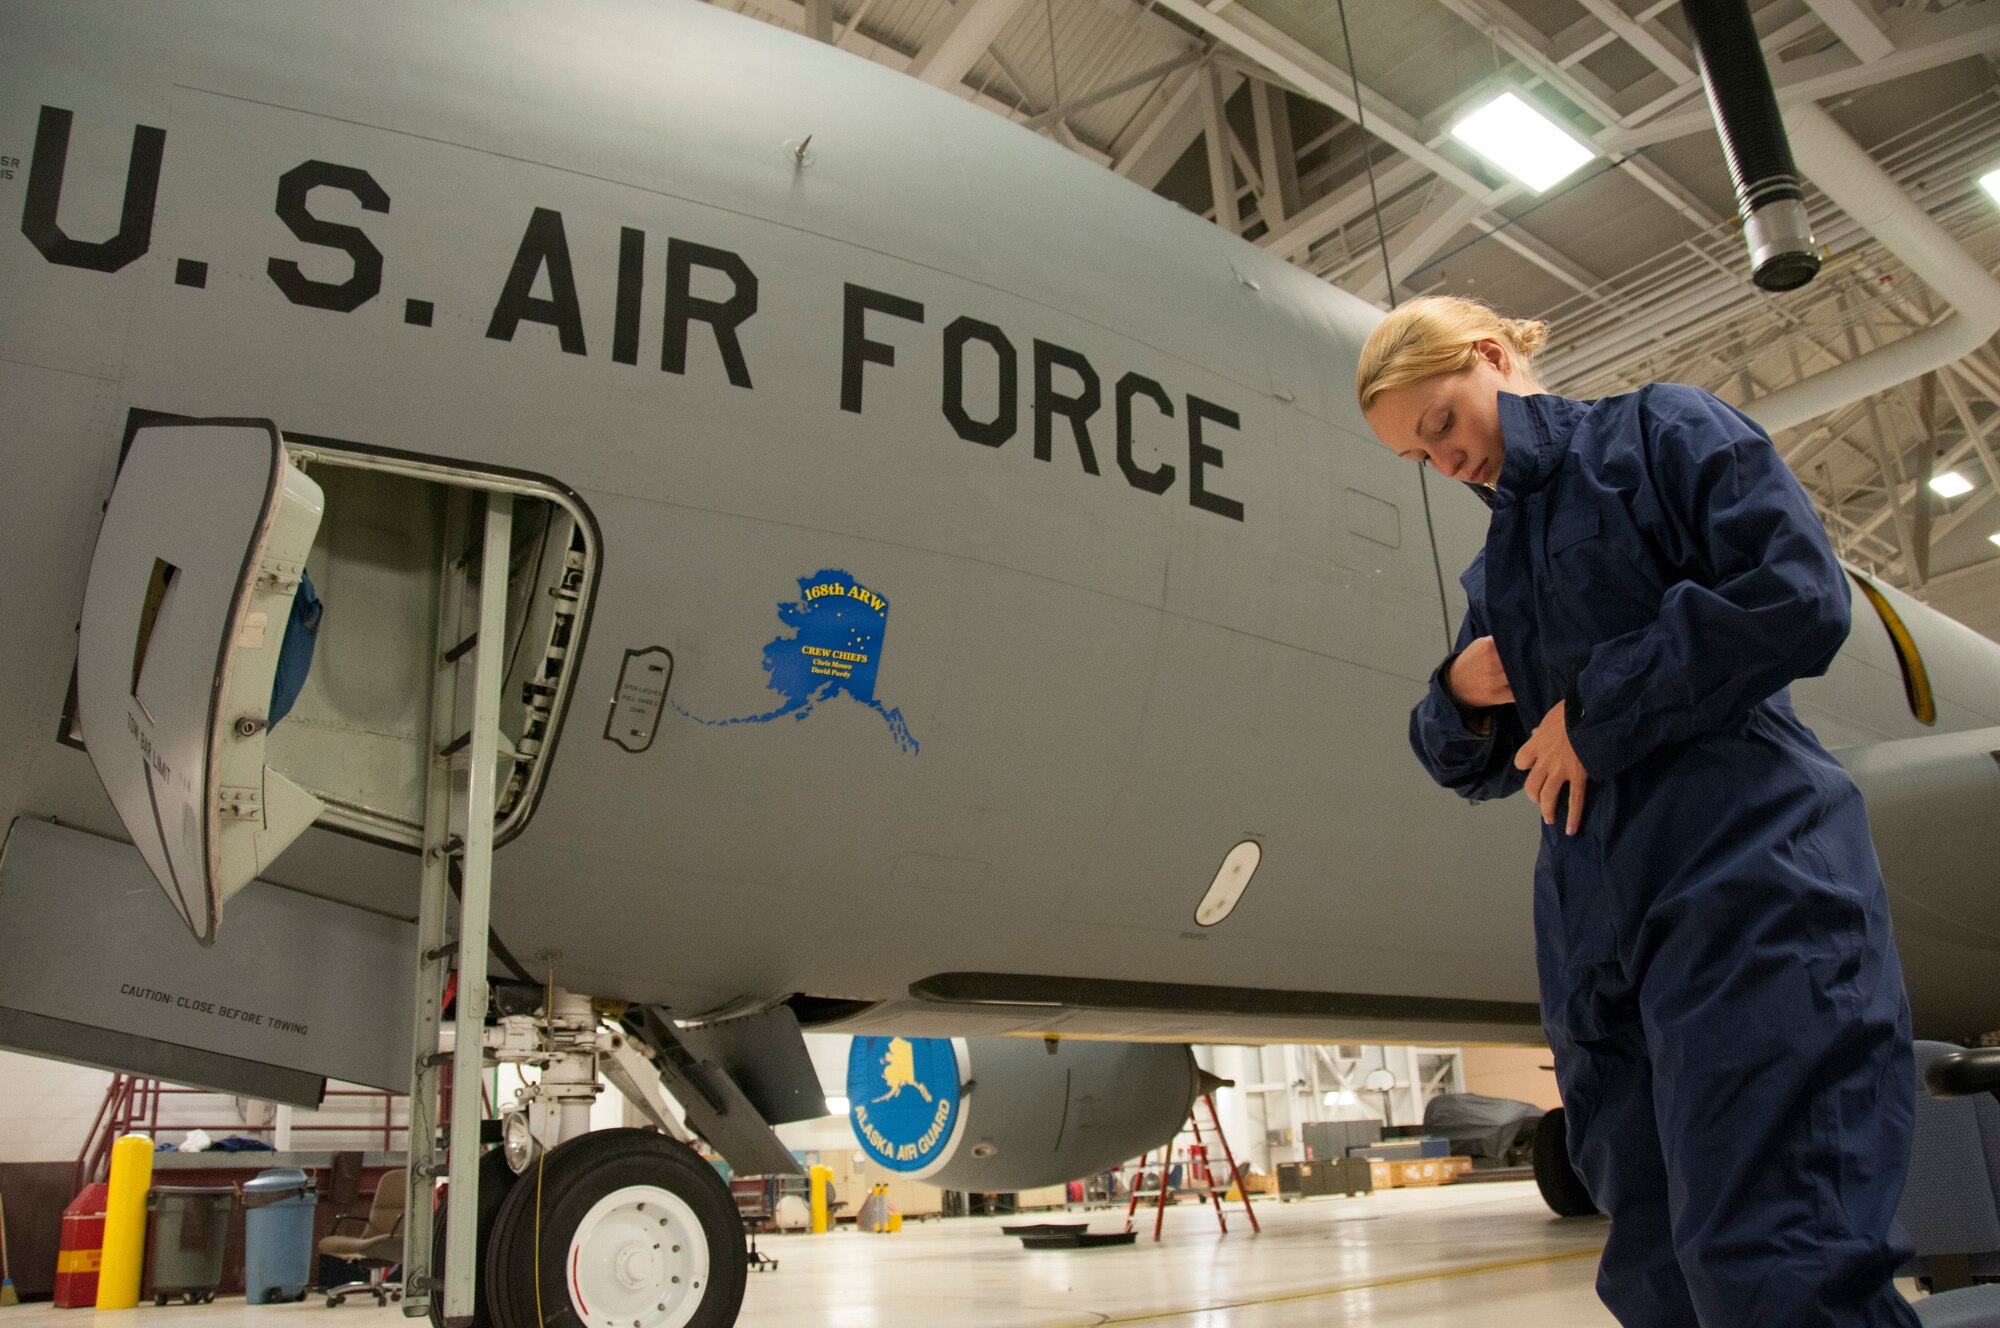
[676,569,918,754]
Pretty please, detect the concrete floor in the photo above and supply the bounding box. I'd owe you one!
[0,1180,1931,1326]
[743,1180,1616,1327]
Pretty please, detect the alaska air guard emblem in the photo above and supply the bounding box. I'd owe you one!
[872,1038,933,1103]
[847,1036,961,1174]
[677,569,918,753]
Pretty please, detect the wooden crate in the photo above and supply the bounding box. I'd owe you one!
[1370,1157,1473,1189]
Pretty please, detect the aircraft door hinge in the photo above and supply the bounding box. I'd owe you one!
[257,555,306,593]
[217,785,263,820]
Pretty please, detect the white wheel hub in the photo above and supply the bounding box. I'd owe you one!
[567,1184,710,1328]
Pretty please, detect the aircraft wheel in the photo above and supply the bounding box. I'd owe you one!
[428,1147,520,1328]
[1531,1108,1598,1217]
[485,1129,746,1328]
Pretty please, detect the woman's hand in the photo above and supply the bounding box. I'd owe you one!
[1448,636,1515,709]
[1515,703,1591,835]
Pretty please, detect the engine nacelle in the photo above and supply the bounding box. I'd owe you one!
[1840,725,2000,939]
[846,1036,1200,1192]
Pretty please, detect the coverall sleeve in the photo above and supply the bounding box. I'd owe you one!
[1565,387,1850,783]
[1408,594,1530,803]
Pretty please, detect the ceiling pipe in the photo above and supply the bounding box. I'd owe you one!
[1744,102,2000,436]
[1680,0,1821,291]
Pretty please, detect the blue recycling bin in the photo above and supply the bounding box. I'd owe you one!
[242,1168,318,1303]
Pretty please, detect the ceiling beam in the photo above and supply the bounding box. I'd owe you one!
[1113,65,1236,186]
[1147,0,1492,198]
[1803,0,1893,65]
[1149,0,1610,294]
[1022,49,1207,132]
[1605,3,2000,149]
[908,0,1034,88]
[833,0,881,48]
[1201,65,1243,234]
[1250,80,1302,226]
[1421,0,1720,228]
[1570,0,1691,83]
[1357,186,1510,304]
[803,0,834,43]
[1258,157,1430,262]
[986,45,1112,165]
[1431,0,1625,127]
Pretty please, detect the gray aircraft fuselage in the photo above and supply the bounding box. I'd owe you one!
[3,0,1996,1049]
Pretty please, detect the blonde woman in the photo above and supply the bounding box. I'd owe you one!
[1359,296,1919,1328]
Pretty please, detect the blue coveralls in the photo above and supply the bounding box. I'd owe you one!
[1409,386,1920,1328]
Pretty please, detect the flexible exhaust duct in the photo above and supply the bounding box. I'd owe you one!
[1746,102,2000,436]
[1680,0,1821,291]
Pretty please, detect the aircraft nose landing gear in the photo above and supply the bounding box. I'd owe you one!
[484,1130,745,1328]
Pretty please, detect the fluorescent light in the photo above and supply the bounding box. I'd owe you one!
[1320,1090,1359,1107]
[826,1095,850,1116]
[1989,531,2000,548]
[1449,92,1596,193]
[1929,470,1974,498]
[1982,170,2000,206]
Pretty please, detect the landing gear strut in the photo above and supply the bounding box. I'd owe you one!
[423,988,749,1328]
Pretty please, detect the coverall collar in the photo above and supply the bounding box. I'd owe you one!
[1491,391,1586,502]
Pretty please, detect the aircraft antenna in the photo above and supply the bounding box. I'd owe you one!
[1335,0,1456,653]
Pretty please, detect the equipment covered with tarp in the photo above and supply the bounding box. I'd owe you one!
[1420,1093,1544,1162]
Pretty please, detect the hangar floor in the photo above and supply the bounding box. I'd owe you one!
[6,1180,1929,1325]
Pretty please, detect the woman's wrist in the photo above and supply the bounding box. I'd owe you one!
[1434,651,1495,735]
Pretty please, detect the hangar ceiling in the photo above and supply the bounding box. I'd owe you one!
[713,0,2000,642]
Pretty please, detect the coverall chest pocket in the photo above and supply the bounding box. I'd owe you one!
[1548,507,1599,555]
[1545,502,1661,644]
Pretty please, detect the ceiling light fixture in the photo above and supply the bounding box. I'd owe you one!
[1982,169,2000,206]
[1988,531,2000,549]
[1448,91,1596,193]
[1929,471,1974,498]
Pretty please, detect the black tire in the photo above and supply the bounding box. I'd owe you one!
[428,1147,520,1328]
[485,1130,746,1328]
[1531,1108,1598,1217]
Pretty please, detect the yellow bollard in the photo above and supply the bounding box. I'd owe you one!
[96,1134,153,1310]
[809,1165,834,1234]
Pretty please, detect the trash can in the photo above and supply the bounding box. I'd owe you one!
[242,1168,317,1303]
[146,1186,236,1305]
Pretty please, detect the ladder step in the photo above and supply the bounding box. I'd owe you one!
[443,633,480,664]
[438,732,472,758]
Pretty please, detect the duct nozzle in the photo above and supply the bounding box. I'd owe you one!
[1680,0,1821,291]
[1744,193,1819,292]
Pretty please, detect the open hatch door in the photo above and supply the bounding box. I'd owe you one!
[77,419,326,945]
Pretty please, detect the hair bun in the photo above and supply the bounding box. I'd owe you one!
[1510,318,1549,356]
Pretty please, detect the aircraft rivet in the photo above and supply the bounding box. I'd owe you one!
[658,1219,666,1227]
[671,1246,679,1254]
[671,1277,680,1285]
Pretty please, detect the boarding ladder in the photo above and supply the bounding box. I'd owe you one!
[400,492,515,1324]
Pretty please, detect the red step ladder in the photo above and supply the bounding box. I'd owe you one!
[1123,1092,1261,1240]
